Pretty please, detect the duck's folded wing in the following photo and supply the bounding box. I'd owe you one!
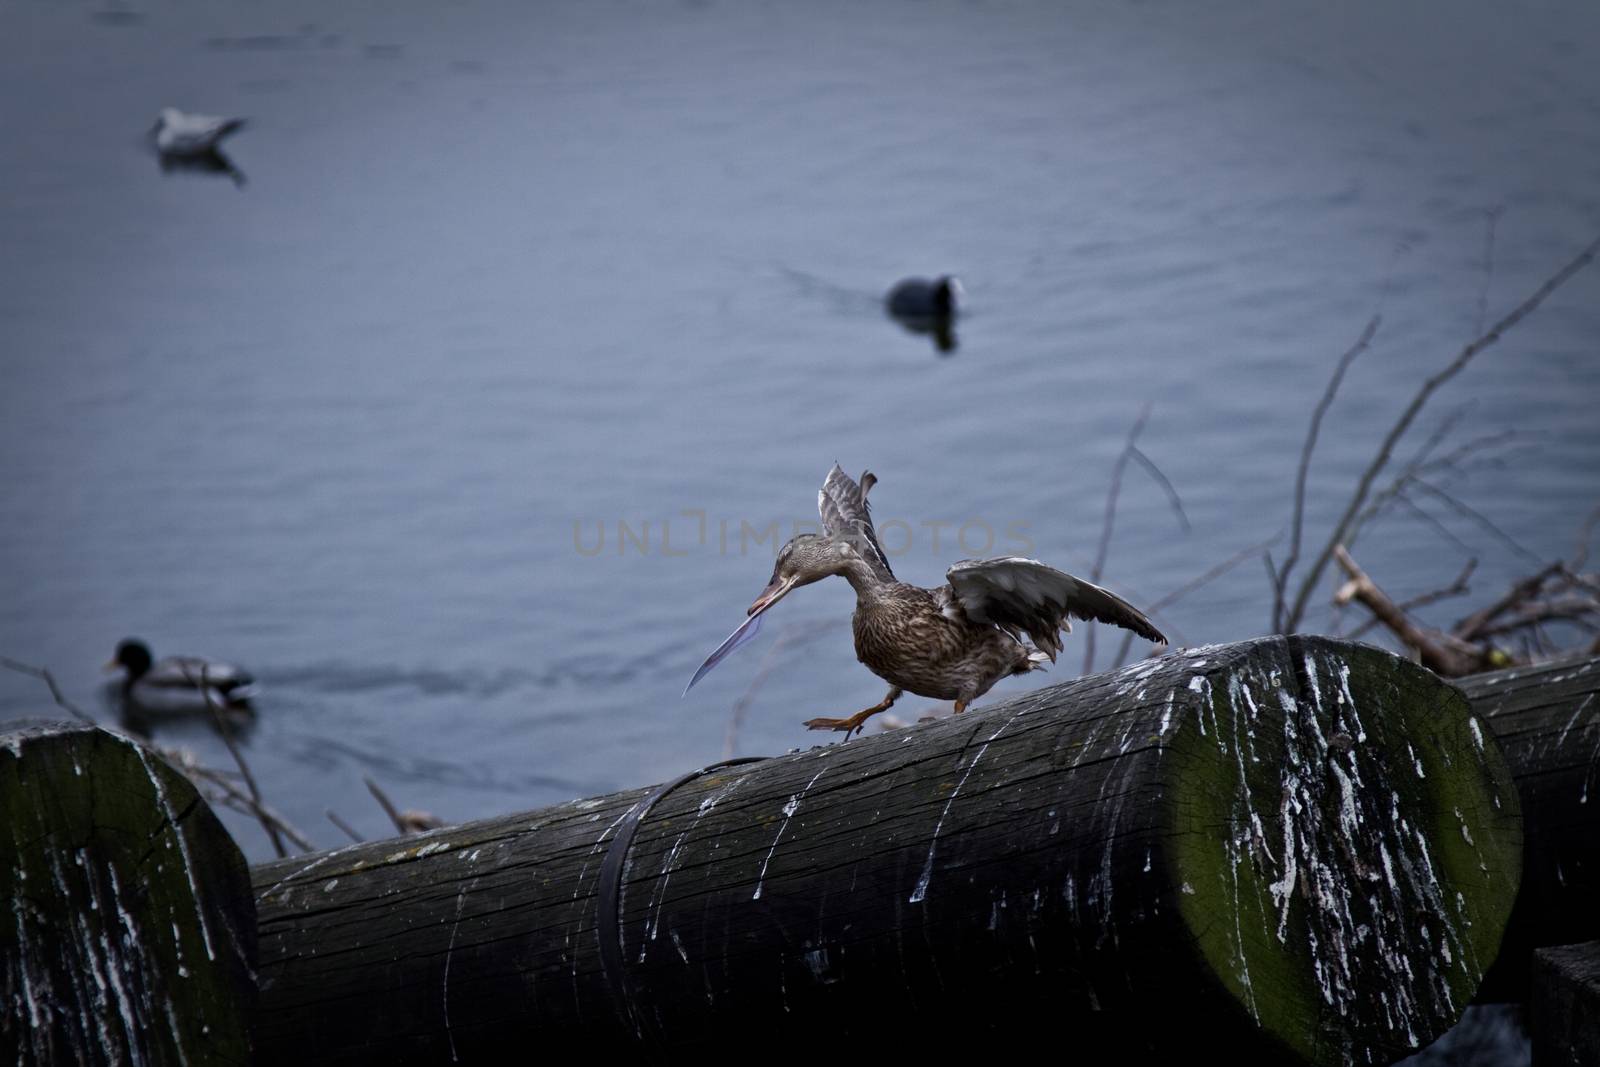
[945,556,1165,660]
[818,464,894,581]
[150,656,254,689]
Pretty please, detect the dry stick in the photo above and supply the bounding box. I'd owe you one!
[365,776,409,836]
[1349,557,1477,640]
[1474,597,1600,640]
[1109,533,1282,670]
[190,663,289,858]
[326,809,365,844]
[143,751,315,852]
[1283,231,1600,633]
[1273,315,1382,633]
[1391,493,1479,559]
[1332,545,1485,676]
[0,655,97,724]
[1346,429,1523,551]
[1454,563,1567,641]
[1083,403,1150,675]
[1127,446,1191,533]
[1407,477,1546,568]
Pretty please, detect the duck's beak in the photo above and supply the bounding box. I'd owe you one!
[748,574,798,617]
[102,660,120,673]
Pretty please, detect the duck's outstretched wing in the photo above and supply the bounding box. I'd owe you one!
[818,463,894,581]
[945,556,1165,660]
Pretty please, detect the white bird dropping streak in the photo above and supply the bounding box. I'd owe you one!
[753,766,828,900]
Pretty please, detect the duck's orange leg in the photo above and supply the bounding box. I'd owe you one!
[805,687,902,739]
[953,699,968,714]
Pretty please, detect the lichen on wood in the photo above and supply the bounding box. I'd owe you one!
[1,721,257,1065]
[1165,638,1520,1065]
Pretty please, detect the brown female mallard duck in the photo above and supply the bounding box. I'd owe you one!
[687,465,1166,737]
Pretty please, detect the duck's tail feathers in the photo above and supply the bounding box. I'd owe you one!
[223,682,261,707]
[1014,648,1051,675]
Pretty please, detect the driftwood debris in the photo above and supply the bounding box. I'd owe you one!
[249,636,1520,1065]
[1,722,257,1065]
[1334,544,1600,677]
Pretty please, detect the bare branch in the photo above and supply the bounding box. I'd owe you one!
[0,655,97,724]
[1110,534,1281,669]
[1404,478,1544,568]
[189,663,287,858]
[1275,315,1382,632]
[1349,558,1477,639]
[326,809,365,844]
[365,776,408,836]
[1127,446,1191,534]
[1084,403,1151,674]
[1284,231,1600,632]
[1454,563,1565,641]
[1332,546,1491,676]
[1392,492,1479,559]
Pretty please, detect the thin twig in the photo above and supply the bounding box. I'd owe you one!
[1392,492,1479,559]
[0,655,97,724]
[1110,534,1281,669]
[1407,478,1546,568]
[1283,231,1600,632]
[1347,429,1523,550]
[365,776,408,836]
[190,663,287,858]
[1275,315,1382,632]
[1569,503,1600,572]
[326,809,365,844]
[1349,558,1477,639]
[1127,446,1191,534]
[1084,403,1151,674]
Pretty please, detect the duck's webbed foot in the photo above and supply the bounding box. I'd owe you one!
[804,686,902,739]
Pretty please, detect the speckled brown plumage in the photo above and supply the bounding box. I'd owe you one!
[698,465,1167,737]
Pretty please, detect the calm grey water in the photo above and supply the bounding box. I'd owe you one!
[3,0,1597,919]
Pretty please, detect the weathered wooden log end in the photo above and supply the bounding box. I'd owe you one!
[1158,636,1521,1064]
[251,636,1519,1065]
[2,721,257,1065]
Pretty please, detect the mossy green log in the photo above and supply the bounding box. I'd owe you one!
[250,635,1517,1064]
[1,722,257,1065]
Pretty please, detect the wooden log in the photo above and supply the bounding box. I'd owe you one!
[1,721,257,1065]
[1529,941,1600,1066]
[1458,655,1600,1000]
[252,636,1519,1065]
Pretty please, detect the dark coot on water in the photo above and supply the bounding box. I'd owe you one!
[885,275,963,353]
[885,275,962,320]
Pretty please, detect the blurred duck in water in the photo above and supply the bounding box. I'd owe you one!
[148,107,248,186]
[885,275,963,353]
[106,638,259,713]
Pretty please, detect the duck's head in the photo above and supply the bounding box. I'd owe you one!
[747,533,860,618]
[107,639,153,680]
